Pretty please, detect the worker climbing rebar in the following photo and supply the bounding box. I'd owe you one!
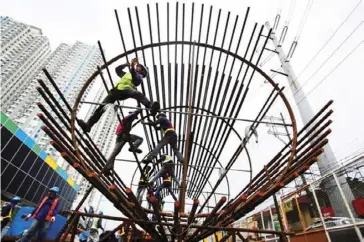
[136,165,154,204]
[150,154,181,201]
[87,211,105,242]
[104,110,144,173]
[16,187,60,242]
[79,58,159,133]
[142,112,184,164]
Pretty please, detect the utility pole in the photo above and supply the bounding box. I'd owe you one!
[266,22,355,217]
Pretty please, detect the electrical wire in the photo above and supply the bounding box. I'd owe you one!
[297,41,363,106]
[286,0,314,61]
[294,0,314,41]
[286,0,297,26]
[293,0,362,81]
[294,21,363,96]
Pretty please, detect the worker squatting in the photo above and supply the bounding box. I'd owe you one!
[78,59,184,212]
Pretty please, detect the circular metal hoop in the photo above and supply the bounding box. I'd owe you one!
[70,41,297,206]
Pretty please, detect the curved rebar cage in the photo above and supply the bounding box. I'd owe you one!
[36,2,334,241]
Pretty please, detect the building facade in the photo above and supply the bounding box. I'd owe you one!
[1,16,51,113]
[1,112,79,211]
[1,16,118,212]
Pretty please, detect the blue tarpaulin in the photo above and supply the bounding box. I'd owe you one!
[5,206,67,240]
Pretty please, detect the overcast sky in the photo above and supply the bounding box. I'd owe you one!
[2,0,364,230]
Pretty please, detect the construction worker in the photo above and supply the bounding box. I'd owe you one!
[79,58,159,133]
[145,185,157,210]
[150,155,181,201]
[87,211,104,242]
[136,165,154,204]
[104,110,144,172]
[115,223,130,242]
[151,199,165,222]
[1,196,21,238]
[99,230,117,242]
[142,112,184,164]
[17,186,60,242]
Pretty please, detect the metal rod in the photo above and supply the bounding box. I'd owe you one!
[309,183,332,242]
[68,211,294,235]
[273,194,287,242]
[116,158,249,172]
[80,101,291,126]
[180,40,196,212]
[332,172,364,241]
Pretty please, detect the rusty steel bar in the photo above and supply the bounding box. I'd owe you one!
[233,101,333,201]
[149,196,168,241]
[36,81,127,189]
[56,185,94,241]
[67,211,295,235]
[188,196,226,239]
[247,129,331,194]
[174,201,181,239]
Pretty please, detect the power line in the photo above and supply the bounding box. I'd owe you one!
[294,21,363,96]
[294,0,314,40]
[286,0,314,61]
[297,41,363,105]
[292,0,362,81]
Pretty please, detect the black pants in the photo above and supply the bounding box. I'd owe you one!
[107,133,143,167]
[1,218,10,230]
[155,182,178,201]
[147,132,184,162]
[87,88,151,128]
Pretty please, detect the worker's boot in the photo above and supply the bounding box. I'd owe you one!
[128,146,142,154]
[151,101,160,116]
[103,161,114,176]
[142,158,152,164]
[78,120,91,133]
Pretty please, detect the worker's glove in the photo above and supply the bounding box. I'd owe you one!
[50,216,56,223]
[24,214,32,221]
[130,58,137,67]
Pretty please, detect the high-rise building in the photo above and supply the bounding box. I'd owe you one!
[4,41,102,160]
[1,16,118,211]
[1,16,51,113]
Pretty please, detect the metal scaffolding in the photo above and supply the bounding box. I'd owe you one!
[34,2,335,241]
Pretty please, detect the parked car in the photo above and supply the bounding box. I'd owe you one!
[306,217,356,230]
[306,217,364,242]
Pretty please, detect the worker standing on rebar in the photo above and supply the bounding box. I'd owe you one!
[145,184,157,210]
[150,155,181,201]
[136,165,154,204]
[16,187,60,242]
[87,211,104,242]
[142,112,184,164]
[79,58,159,133]
[104,110,144,173]
[1,196,21,239]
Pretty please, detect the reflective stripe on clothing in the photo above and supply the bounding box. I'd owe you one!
[117,227,125,236]
[162,128,174,134]
[163,176,172,182]
[1,207,12,221]
[91,218,100,230]
[140,171,150,182]
[116,73,134,90]
[32,196,59,221]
